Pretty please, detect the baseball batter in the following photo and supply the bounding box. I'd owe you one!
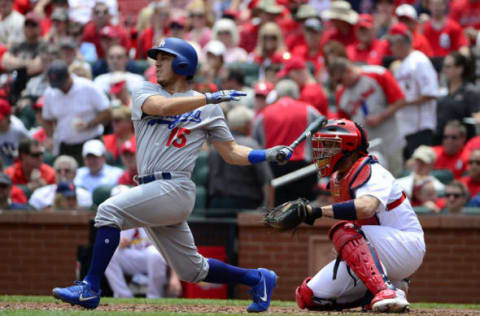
[264,119,425,313]
[52,37,292,312]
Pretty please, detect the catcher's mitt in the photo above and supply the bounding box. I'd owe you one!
[264,198,311,232]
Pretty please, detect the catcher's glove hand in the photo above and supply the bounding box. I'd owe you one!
[264,198,312,232]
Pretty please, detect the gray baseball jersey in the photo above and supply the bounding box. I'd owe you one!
[132,82,234,176]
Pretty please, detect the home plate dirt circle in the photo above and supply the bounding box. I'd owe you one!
[1,302,480,315]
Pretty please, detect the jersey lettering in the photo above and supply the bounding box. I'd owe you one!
[147,110,202,129]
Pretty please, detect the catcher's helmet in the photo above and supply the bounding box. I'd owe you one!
[311,119,369,177]
[147,37,198,79]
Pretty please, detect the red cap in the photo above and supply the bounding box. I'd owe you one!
[120,139,136,155]
[34,96,44,109]
[25,12,42,25]
[110,80,127,95]
[100,26,118,38]
[388,22,411,38]
[169,16,187,27]
[255,81,274,96]
[357,14,373,29]
[276,56,306,78]
[0,99,11,120]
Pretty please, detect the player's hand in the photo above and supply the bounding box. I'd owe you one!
[205,90,247,104]
[265,145,293,165]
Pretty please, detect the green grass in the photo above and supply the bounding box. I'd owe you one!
[0,296,479,316]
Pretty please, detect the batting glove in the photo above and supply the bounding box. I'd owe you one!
[266,146,293,165]
[205,90,247,104]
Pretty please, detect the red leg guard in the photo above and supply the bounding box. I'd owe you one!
[328,221,390,295]
[296,277,313,309]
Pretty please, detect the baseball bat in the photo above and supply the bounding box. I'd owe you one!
[276,115,328,162]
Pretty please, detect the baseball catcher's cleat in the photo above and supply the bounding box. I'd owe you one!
[247,268,277,313]
[371,289,410,313]
[52,280,101,309]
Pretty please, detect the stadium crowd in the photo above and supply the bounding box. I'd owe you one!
[0,0,479,217]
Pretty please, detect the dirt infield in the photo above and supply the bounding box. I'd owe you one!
[1,302,480,315]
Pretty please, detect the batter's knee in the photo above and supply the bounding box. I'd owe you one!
[175,257,208,283]
[94,200,122,229]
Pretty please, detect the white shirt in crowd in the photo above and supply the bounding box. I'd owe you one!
[29,184,93,210]
[0,115,31,166]
[0,10,25,46]
[93,71,145,96]
[74,164,124,193]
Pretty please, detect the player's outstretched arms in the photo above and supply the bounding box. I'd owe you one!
[205,90,246,104]
[142,95,208,116]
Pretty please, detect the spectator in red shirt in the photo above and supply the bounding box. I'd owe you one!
[321,1,358,48]
[136,1,170,59]
[4,138,55,192]
[290,18,325,76]
[392,4,433,57]
[117,139,137,186]
[449,0,480,44]
[81,2,129,59]
[423,0,469,57]
[276,56,328,115]
[433,120,468,179]
[103,107,135,164]
[347,14,388,65]
[284,4,318,52]
[253,80,274,115]
[250,22,287,66]
[252,79,321,204]
[460,149,480,197]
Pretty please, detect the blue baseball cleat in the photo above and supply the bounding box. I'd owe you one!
[52,281,101,309]
[247,268,277,313]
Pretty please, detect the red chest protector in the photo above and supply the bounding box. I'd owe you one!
[329,155,380,226]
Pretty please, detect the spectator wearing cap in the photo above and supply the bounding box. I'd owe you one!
[0,172,29,210]
[432,120,468,179]
[254,81,274,114]
[252,79,321,205]
[136,1,170,59]
[250,22,287,66]
[42,59,112,164]
[461,149,480,198]
[283,3,318,52]
[423,0,469,58]
[81,2,129,59]
[4,138,55,191]
[74,139,123,194]
[168,16,188,40]
[397,145,445,199]
[239,0,284,53]
[0,0,25,47]
[212,18,248,64]
[117,139,138,186]
[389,4,433,57]
[320,1,358,47]
[435,53,480,145]
[186,0,213,49]
[209,106,274,210]
[0,99,30,167]
[1,11,47,77]
[276,56,328,116]
[389,22,439,160]
[52,180,78,210]
[328,57,406,174]
[103,106,135,164]
[29,155,91,210]
[373,0,395,39]
[57,36,93,80]
[68,21,97,64]
[93,45,144,96]
[290,18,325,76]
[199,40,228,87]
[346,14,388,66]
[44,8,69,45]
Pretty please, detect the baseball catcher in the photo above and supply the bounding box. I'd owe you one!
[264,119,425,313]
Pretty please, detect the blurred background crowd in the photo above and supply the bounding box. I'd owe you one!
[0,0,479,218]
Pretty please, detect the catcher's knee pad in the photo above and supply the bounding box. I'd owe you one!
[328,221,392,295]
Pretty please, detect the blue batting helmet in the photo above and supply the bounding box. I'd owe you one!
[147,37,198,79]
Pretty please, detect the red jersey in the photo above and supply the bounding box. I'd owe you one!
[82,22,130,58]
[422,19,469,57]
[4,162,56,185]
[286,32,306,52]
[103,134,135,161]
[11,185,27,204]
[461,136,480,164]
[299,83,328,116]
[239,22,260,53]
[460,175,480,197]
[449,0,480,30]
[291,44,324,75]
[346,39,389,65]
[136,27,169,59]
[321,27,357,47]
[432,145,467,179]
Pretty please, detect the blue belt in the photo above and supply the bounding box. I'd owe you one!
[138,172,172,184]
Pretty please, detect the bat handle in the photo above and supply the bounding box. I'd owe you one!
[276,147,292,163]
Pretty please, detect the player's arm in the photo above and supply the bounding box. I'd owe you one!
[142,90,246,116]
[212,140,293,166]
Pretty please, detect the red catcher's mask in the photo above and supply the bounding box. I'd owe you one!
[311,119,368,177]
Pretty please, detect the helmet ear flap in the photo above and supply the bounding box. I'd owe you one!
[354,122,369,153]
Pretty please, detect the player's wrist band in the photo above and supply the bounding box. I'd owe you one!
[248,149,266,164]
[305,206,322,225]
[332,200,357,220]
